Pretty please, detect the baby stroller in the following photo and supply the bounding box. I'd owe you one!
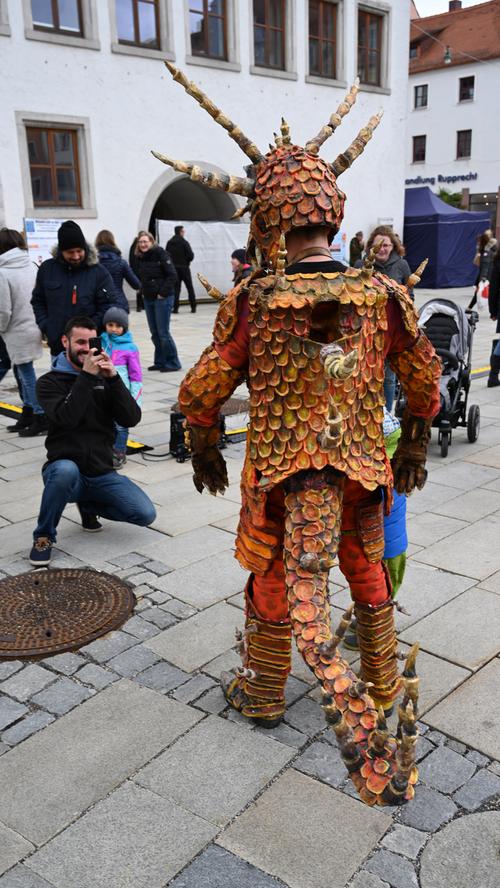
[396,299,480,458]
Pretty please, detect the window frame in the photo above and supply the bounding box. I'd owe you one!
[308,0,338,80]
[456,129,472,159]
[458,75,475,103]
[412,134,426,164]
[0,0,11,36]
[357,7,382,88]
[189,0,227,61]
[250,0,296,80]
[17,112,97,219]
[27,127,82,209]
[116,0,160,50]
[23,0,99,49]
[414,84,428,109]
[253,0,286,71]
[110,0,173,60]
[31,0,83,36]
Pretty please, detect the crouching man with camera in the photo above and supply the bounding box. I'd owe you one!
[29,315,156,566]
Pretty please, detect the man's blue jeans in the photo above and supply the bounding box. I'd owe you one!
[34,460,157,541]
[144,295,181,370]
[16,362,44,414]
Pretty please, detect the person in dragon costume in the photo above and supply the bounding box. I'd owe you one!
[153,63,441,807]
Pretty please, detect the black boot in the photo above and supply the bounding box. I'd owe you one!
[18,413,48,437]
[487,350,500,387]
[7,405,33,432]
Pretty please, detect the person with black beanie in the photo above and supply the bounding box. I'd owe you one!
[31,220,117,358]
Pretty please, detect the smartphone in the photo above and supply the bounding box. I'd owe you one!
[89,336,102,354]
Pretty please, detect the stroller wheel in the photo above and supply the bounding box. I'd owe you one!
[467,405,480,443]
[440,431,450,458]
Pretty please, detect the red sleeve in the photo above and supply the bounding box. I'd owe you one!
[384,296,415,357]
[214,291,250,369]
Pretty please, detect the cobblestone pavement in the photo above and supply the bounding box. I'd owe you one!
[0,290,499,888]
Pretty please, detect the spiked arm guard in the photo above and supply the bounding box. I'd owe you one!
[178,345,245,495]
[389,333,441,495]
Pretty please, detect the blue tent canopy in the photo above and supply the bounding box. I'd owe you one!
[403,187,490,288]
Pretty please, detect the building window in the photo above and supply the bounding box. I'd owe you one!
[412,135,426,163]
[189,0,226,59]
[457,129,471,159]
[459,75,474,102]
[31,0,82,35]
[26,127,81,207]
[116,0,159,48]
[309,1,337,80]
[414,84,428,109]
[253,0,285,70]
[358,9,382,86]
[409,42,418,59]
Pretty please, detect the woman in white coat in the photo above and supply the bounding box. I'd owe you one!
[0,228,46,435]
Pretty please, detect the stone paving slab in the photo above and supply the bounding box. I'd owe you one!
[151,550,244,608]
[331,562,473,632]
[424,658,500,760]
[148,494,240,537]
[406,512,468,548]
[430,486,500,522]
[144,602,240,672]
[0,822,34,877]
[419,811,500,888]
[400,588,500,670]
[0,665,55,702]
[136,525,235,569]
[364,849,418,888]
[425,461,500,492]
[0,696,28,731]
[56,523,167,563]
[0,865,57,887]
[218,769,391,888]
[135,714,294,826]
[169,845,287,888]
[418,745,476,794]
[26,782,217,888]
[0,680,202,845]
[397,643,470,715]
[453,768,500,811]
[464,443,500,469]
[413,512,500,579]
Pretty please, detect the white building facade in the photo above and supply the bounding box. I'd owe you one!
[406,2,500,234]
[0,0,411,258]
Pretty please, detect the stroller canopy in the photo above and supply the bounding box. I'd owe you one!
[403,187,490,288]
[419,298,470,363]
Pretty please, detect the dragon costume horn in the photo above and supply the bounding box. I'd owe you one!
[165,61,265,165]
[197,273,224,302]
[332,111,383,176]
[305,79,360,155]
[151,151,256,197]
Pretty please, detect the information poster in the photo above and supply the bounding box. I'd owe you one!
[331,229,348,264]
[24,218,64,266]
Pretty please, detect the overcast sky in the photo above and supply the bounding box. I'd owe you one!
[415,0,485,15]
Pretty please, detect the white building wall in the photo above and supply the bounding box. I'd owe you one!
[406,63,497,195]
[0,0,411,253]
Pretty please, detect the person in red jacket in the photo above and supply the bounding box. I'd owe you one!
[157,64,441,806]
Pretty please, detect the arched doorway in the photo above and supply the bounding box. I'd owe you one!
[139,165,240,236]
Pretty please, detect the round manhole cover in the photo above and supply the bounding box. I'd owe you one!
[0,569,135,659]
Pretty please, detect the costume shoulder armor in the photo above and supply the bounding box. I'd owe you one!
[373,272,419,339]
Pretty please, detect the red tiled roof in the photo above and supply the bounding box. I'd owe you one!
[410,1,500,73]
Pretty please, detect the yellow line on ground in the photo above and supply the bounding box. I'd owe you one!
[0,401,21,414]
[471,366,489,375]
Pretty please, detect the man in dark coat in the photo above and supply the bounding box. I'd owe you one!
[349,231,364,266]
[29,315,156,566]
[31,221,117,357]
[166,225,197,313]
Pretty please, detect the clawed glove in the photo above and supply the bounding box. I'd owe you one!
[391,410,432,495]
[185,423,228,496]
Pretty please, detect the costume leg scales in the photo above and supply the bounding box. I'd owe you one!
[282,474,418,805]
[221,579,291,727]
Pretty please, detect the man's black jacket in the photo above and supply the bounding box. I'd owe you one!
[31,245,116,356]
[166,235,194,267]
[36,369,141,476]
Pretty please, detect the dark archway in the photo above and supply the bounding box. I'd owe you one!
[148,176,237,233]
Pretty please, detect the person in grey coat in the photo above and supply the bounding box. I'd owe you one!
[0,228,46,435]
[355,225,412,411]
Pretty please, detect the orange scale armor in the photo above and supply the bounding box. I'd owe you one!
[158,62,442,807]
